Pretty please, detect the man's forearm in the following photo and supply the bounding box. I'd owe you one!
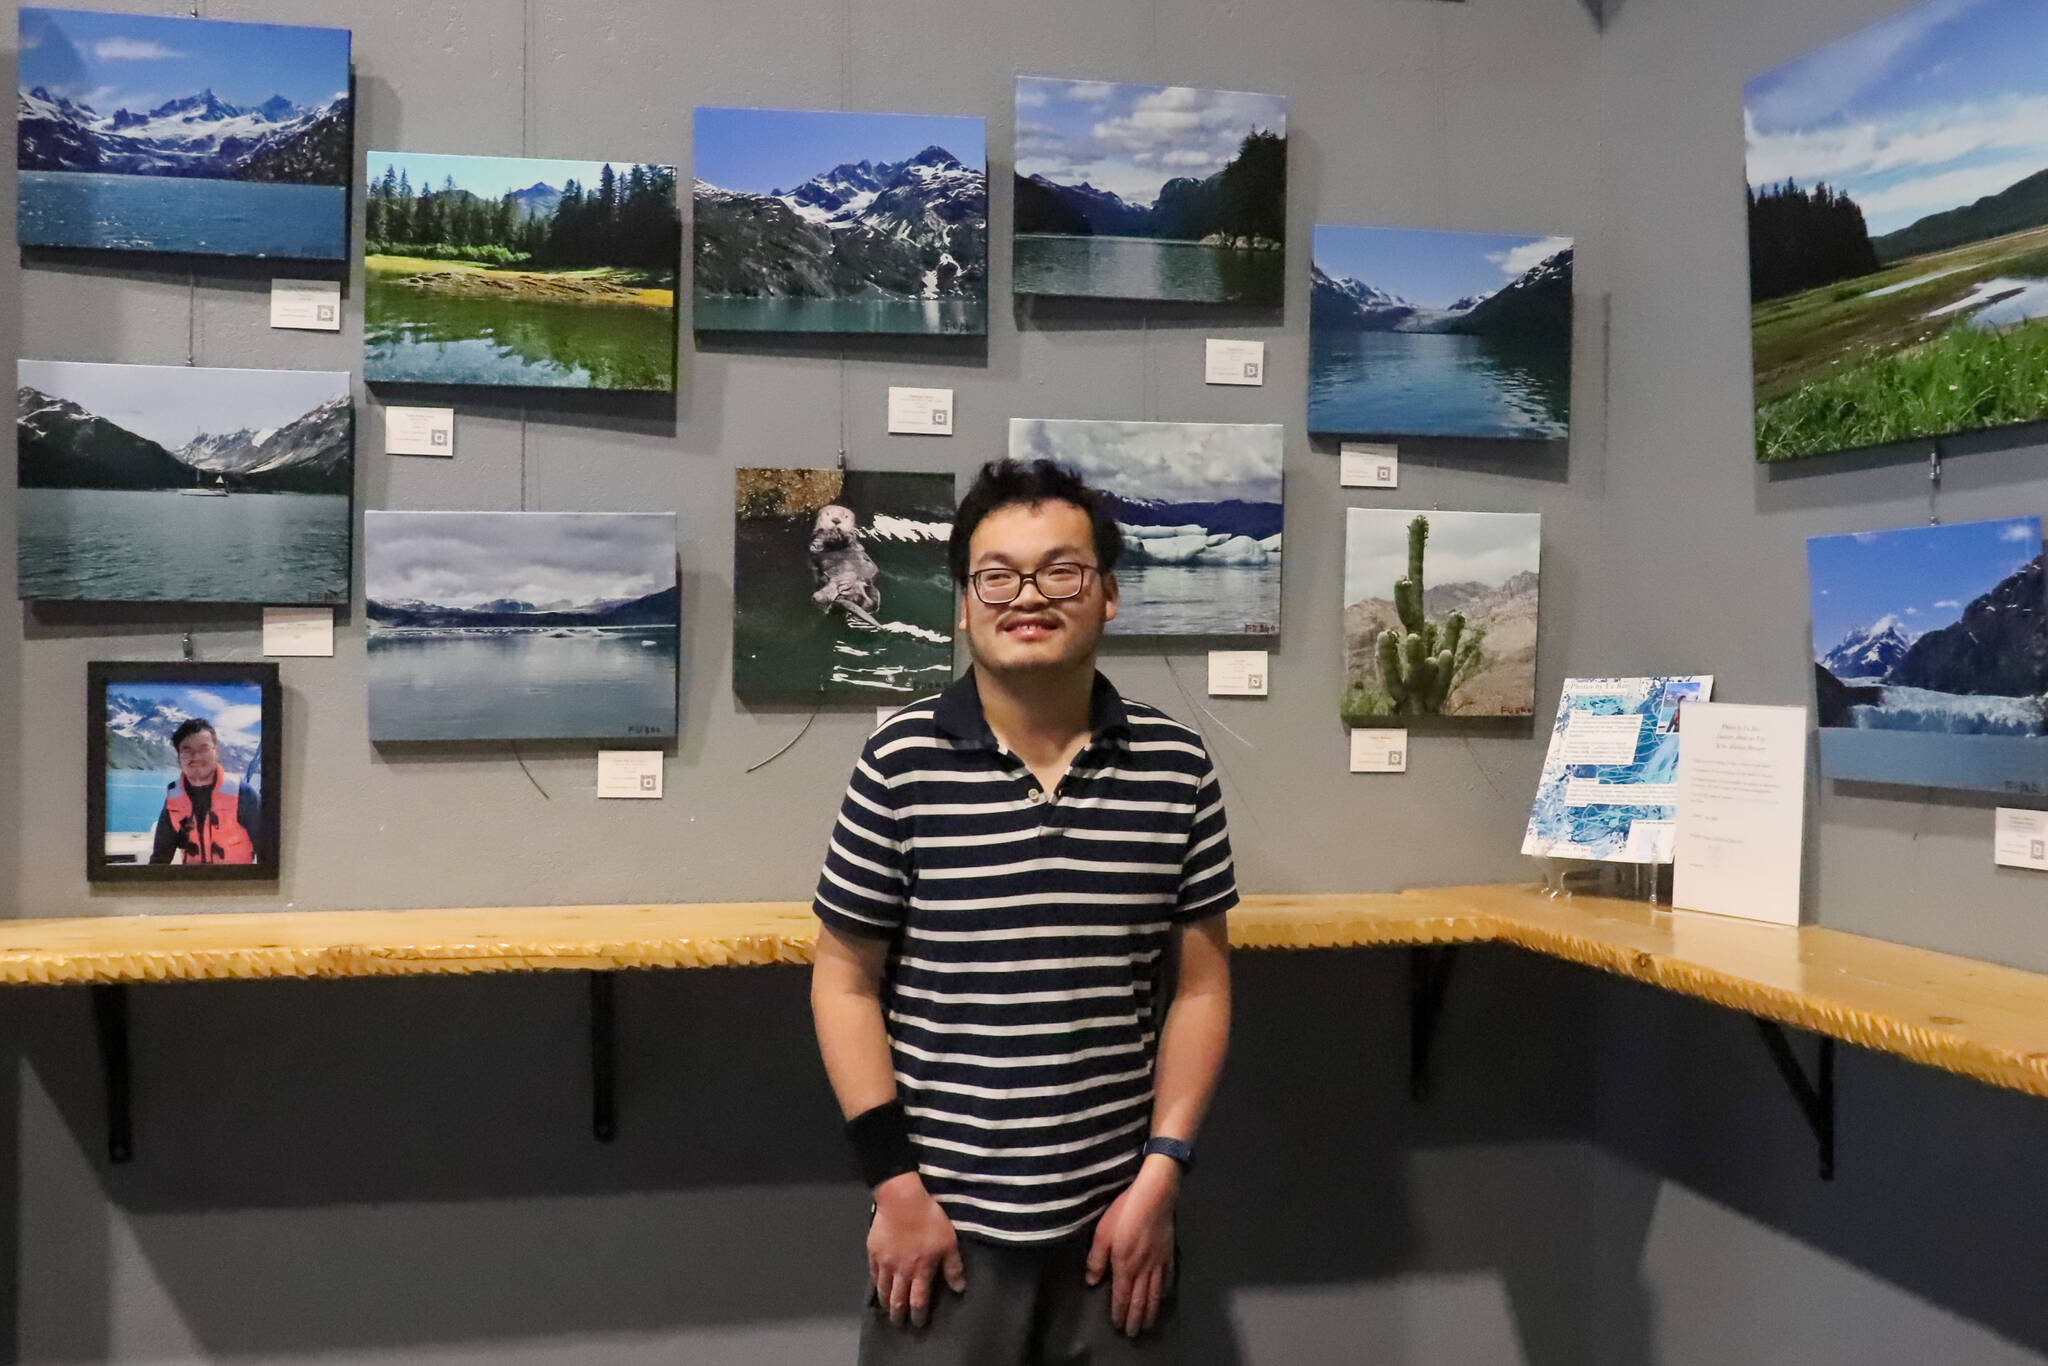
[813,978,901,1120]
[1148,974,1230,1144]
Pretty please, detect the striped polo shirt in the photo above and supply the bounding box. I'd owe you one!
[813,668,1237,1244]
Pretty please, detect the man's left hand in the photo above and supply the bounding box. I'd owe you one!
[1084,1154,1179,1337]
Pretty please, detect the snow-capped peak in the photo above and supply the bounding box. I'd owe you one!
[1820,615,1917,682]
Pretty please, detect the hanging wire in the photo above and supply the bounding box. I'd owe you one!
[510,743,552,799]
[747,711,819,772]
[1160,656,1265,840]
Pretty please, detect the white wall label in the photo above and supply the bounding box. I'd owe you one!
[269,278,341,331]
[386,406,456,457]
[1207,650,1270,697]
[1994,808,2048,872]
[1204,338,1265,386]
[262,606,334,657]
[887,387,955,435]
[1340,443,1399,488]
[1671,702,1808,926]
[597,751,664,799]
[1558,711,1646,765]
[1350,728,1409,773]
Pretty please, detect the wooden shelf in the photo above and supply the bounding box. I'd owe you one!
[5,885,2046,1102]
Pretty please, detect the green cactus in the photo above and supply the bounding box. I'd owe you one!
[1375,515,1489,715]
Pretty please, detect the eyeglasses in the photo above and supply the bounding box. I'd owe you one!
[967,563,1097,606]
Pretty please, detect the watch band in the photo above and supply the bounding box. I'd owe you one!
[1142,1136,1194,1171]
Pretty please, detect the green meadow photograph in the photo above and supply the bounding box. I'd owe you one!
[1746,0,2048,461]
[364,151,679,391]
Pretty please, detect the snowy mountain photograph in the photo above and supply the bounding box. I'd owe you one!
[1807,517,2048,794]
[1310,225,1574,442]
[693,107,987,335]
[16,360,352,604]
[1013,77,1286,306]
[1007,419,1282,636]
[93,673,271,871]
[365,512,679,741]
[364,152,680,390]
[16,8,351,258]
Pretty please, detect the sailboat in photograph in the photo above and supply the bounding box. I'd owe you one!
[179,470,230,497]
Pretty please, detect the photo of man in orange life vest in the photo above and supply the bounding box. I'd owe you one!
[150,718,260,866]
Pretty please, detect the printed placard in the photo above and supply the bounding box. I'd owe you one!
[597,750,664,799]
[887,387,955,436]
[1350,728,1409,774]
[1558,711,1646,766]
[269,278,342,331]
[386,406,456,457]
[262,606,334,657]
[1207,650,1270,697]
[1994,808,2048,872]
[1204,338,1265,386]
[1339,443,1399,488]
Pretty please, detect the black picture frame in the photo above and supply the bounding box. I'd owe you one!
[86,661,282,883]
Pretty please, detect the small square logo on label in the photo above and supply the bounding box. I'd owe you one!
[2034,839,2045,860]
[316,303,335,322]
[932,410,948,425]
[1377,467,1393,482]
[430,429,448,447]
[640,773,658,791]
[1246,673,1264,690]
[1387,750,1404,766]
[1242,362,1259,378]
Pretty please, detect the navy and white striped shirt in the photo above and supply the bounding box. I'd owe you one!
[814,669,1237,1244]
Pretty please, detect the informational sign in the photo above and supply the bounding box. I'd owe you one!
[1994,808,2048,872]
[386,406,456,457]
[1523,677,1713,864]
[1350,728,1408,774]
[887,387,955,436]
[261,607,335,657]
[597,751,664,799]
[1204,338,1265,386]
[1207,650,1270,697]
[1339,443,1399,488]
[269,278,342,331]
[1671,702,1808,925]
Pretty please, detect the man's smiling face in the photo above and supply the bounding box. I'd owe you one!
[959,500,1117,676]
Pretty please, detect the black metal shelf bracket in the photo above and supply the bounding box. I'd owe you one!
[1408,946,1460,1102]
[91,984,133,1164]
[1754,1018,1836,1180]
[590,971,617,1143]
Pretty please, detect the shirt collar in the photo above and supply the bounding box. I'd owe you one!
[932,668,1131,752]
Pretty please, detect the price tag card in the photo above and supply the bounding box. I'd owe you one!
[386,406,456,457]
[1350,728,1409,774]
[1994,808,2048,872]
[270,278,342,331]
[597,751,664,799]
[1207,650,1270,697]
[262,606,334,657]
[1204,339,1265,386]
[888,387,955,436]
[1340,443,1399,488]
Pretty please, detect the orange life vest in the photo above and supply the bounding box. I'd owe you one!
[161,771,256,865]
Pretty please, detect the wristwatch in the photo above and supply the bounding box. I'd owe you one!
[1142,1136,1194,1172]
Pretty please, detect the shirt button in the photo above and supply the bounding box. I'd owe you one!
[1026,789,1044,804]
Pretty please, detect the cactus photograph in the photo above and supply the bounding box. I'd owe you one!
[1342,508,1539,720]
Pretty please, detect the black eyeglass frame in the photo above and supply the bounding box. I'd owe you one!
[965,562,1100,606]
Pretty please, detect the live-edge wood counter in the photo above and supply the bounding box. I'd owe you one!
[3,885,2045,1103]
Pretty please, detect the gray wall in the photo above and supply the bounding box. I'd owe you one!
[2,0,2046,1362]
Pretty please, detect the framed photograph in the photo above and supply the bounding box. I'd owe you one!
[87,661,281,882]
[694,107,988,336]
[1013,76,1286,306]
[364,511,679,741]
[1310,225,1573,442]
[1007,418,1283,636]
[18,7,352,260]
[364,151,680,390]
[18,360,353,604]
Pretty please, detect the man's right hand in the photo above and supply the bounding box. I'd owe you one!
[867,1172,966,1328]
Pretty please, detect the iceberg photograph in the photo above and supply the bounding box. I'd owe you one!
[17,360,352,604]
[1807,516,2048,794]
[17,8,352,259]
[1013,77,1286,307]
[1343,509,1540,720]
[694,107,987,336]
[1309,225,1573,442]
[1007,419,1282,636]
[365,512,679,742]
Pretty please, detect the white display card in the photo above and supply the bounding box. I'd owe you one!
[1203,338,1265,386]
[597,751,664,799]
[887,387,955,436]
[1671,702,1808,925]
[269,278,342,331]
[1207,650,1270,697]
[1558,711,1647,765]
[1339,443,1399,488]
[1350,728,1409,774]
[1994,808,2048,873]
[386,406,456,457]
[262,607,334,657]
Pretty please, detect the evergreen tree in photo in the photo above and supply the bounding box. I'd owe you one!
[1748,180,1881,303]
[366,162,680,274]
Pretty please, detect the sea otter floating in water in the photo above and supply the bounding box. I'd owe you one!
[808,504,882,629]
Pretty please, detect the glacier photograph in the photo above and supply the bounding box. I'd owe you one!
[694,107,987,335]
[1807,516,2048,794]
[1012,77,1286,307]
[16,8,352,259]
[16,361,352,604]
[1309,225,1574,442]
[1007,419,1282,636]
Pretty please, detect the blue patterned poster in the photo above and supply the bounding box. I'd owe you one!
[1521,676,1713,863]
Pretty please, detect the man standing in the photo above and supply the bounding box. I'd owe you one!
[810,458,1236,1364]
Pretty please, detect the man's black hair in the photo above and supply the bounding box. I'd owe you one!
[948,458,1124,587]
[169,717,217,750]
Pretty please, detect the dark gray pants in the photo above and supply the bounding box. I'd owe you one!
[857,1223,1180,1366]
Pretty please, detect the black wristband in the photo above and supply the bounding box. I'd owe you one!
[845,1099,919,1191]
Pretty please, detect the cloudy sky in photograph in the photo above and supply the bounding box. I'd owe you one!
[1314,226,1573,308]
[1807,515,2039,651]
[19,6,348,114]
[1009,419,1282,506]
[1744,0,2048,235]
[109,682,263,754]
[20,361,347,449]
[365,512,677,610]
[1014,77,1286,207]
[1344,509,1540,608]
